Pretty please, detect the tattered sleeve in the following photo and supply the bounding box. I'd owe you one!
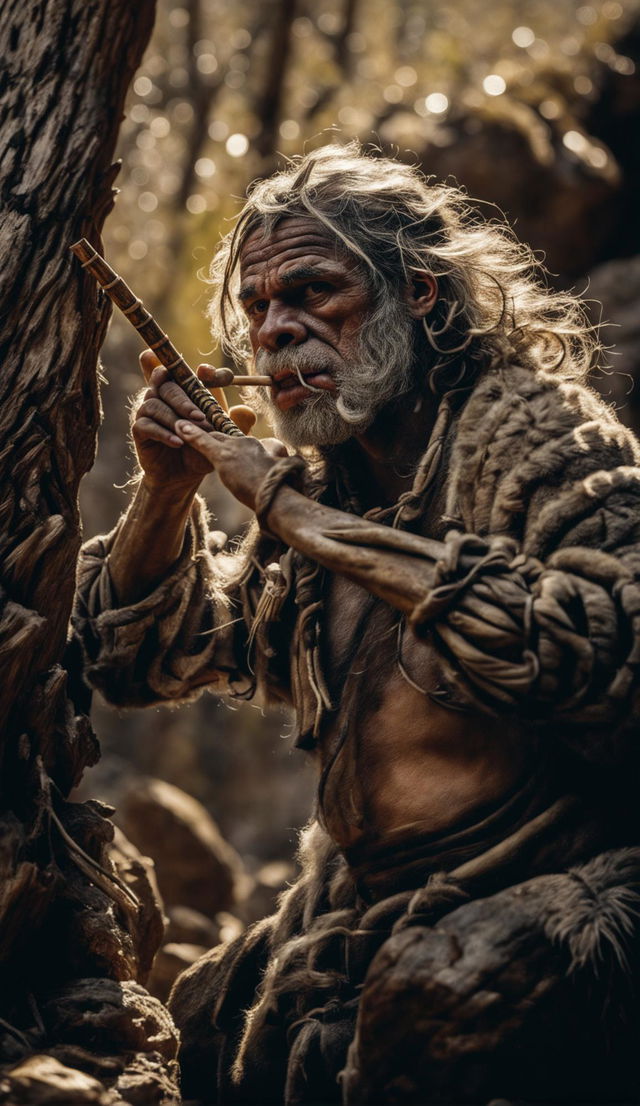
[409,367,640,761]
[73,497,255,707]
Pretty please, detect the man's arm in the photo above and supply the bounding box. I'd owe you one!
[73,353,260,706]
[108,479,199,606]
[174,406,640,761]
[107,353,256,606]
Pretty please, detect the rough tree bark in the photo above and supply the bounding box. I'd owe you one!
[0,2,182,1103]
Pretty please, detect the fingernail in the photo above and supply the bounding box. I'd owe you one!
[169,435,183,446]
[190,409,207,420]
[176,420,197,435]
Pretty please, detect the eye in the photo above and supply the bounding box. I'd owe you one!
[247,299,269,317]
[306,281,332,295]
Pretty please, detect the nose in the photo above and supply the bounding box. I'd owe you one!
[256,302,307,352]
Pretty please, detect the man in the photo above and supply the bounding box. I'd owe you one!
[75,143,640,1105]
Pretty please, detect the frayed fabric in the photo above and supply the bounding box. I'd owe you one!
[169,793,638,1105]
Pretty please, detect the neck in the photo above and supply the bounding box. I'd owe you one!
[345,386,439,509]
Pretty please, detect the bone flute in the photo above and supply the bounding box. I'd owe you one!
[70,238,244,437]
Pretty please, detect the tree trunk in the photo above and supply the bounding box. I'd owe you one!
[0,2,181,1102]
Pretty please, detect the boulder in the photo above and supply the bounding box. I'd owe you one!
[116,776,247,917]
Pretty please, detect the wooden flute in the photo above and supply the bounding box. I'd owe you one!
[71,238,257,436]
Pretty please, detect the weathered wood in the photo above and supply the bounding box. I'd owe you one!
[70,239,243,436]
[0,1,181,1101]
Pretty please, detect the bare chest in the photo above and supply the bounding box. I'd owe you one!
[317,573,529,849]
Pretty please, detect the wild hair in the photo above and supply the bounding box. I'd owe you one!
[207,141,600,395]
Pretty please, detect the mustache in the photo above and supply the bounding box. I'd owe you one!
[254,345,334,378]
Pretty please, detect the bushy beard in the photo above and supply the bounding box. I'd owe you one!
[246,294,417,449]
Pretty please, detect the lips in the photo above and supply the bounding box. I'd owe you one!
[271,369,336,410]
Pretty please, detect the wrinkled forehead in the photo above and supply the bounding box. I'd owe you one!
[238,215,360,280]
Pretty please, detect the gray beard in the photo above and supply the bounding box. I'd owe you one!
[248,298,417,449]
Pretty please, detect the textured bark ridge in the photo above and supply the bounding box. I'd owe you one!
[0,2,181,1103]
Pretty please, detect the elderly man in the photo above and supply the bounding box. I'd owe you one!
[75,144,640,1105]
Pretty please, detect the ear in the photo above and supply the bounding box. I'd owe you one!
[403,270,438,318]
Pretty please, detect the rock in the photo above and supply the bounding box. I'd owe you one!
[165,904,221,947]
[42,978,178,1062]
[147,942,210,1004]
[112,1051,180,1105]
[0,1055,116,1104]
[148,915,244,1002]
[240,859,295,925]
[44,1044,181,1104]
[117,776,247,917]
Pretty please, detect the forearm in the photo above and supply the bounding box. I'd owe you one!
[109,478,200,605]
[265,485,442,613]
[266,485,640,739]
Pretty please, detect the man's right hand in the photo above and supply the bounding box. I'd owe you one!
[133,350,256,492]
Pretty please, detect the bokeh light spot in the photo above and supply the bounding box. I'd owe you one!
[197,54,218,75]
[173,101,194,124]
[138,191,158,213]
[131,166,150,186]
[230,28,252,48]
[589,147,609,168]
[574,75,593,95]
[136,132,156,151]
[133,76,153,97]
[226,133,249,157]
[130,104,150,125]
[317,11,340,33]
[292,17,313,37]
[209,120,229,141]
[395,65,417,87]
[279,119,300,140]
[383,84,404,103]
[186,194,207,215]
[168,6,188,28]
[425,93,449,114]
[483,74,506,96]
[195,157,217,178]
[129,240,148,260]
[512,26,535,48]
[563,130,587,153]
[614,56,636,75]
[150,116,171,138]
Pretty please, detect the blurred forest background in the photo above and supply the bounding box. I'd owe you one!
[78,0,640,998]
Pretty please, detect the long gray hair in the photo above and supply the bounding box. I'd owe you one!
[207,141,599,394]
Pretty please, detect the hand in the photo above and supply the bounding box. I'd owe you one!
[173,420,288,511]
[132,351,257,492]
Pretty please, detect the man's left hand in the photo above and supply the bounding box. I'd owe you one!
[174,420,288,510]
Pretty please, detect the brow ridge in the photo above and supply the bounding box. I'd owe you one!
[238,264,339,303]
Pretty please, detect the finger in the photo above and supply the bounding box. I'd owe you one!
[229,404,256,435]
[198,365,233,389]
[149,366,169,389]
[140,349,161,383]
[155,377,208,421]
[174,419,221,460]
[262,437,289,459]
[134,417,184,448]
[197,364,230,414]
[136,397,190,433]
